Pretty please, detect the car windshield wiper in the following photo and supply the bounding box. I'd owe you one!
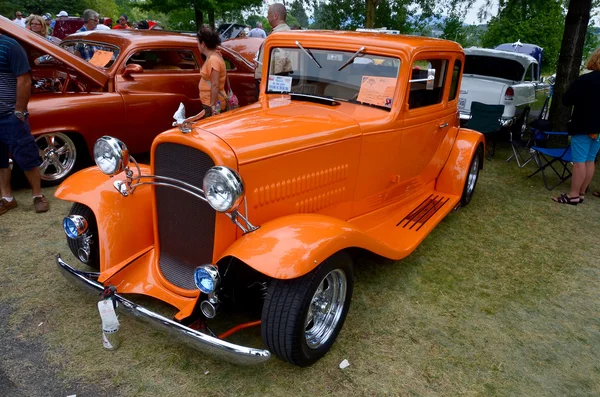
[289,92,339,106]
[295,41,321,69]
[338,46,365,71]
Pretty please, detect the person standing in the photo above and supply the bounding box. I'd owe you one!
[26,15,51,40]
[553,47,600,205]
[77,9,99,33]
[13,11,26,28]
[0,34,49,215]
[248,22,267,39]
[113,15,132,30]
[197,27,227,117]
[254,3,291,100]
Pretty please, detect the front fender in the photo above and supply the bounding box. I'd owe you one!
[217,214,404,280]
[55,166,155,272]
[435,128,485,197]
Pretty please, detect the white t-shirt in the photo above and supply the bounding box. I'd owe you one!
[95,24,111,30]
[13,18,26,28]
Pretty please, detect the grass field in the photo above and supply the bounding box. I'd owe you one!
[2,144,600,396]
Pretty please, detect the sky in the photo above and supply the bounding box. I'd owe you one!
[462,0,494,25]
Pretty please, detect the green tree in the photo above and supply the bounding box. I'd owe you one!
[480,0,565,73]
[289,0,308,28]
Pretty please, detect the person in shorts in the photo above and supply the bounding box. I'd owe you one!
[552,47,600,205]
[0,34,49,215]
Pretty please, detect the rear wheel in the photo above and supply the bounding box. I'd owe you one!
[261,252,354,366]
[460,145,483,207]
[514,108,530,138]
[66,203,99,269]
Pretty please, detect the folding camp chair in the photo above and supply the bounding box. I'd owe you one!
[506,117,552,168]
[527,127,571,190]
[465,101,505,159]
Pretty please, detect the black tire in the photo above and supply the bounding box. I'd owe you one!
[460,145,483,207]
[66,203,99,269]
[513,108,530,138]
[261,252,354,367]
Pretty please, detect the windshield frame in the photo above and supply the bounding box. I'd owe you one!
[265,46,401,111]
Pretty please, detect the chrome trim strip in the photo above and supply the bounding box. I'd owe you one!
[56,255,271,365]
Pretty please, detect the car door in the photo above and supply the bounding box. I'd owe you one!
[114,47,203,154]
[396,54,458,190]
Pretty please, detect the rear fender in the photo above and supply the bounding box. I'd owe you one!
[436,128,485,196]
[217,214,403,280]
[55,166,155,272]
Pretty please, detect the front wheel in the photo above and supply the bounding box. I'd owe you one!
[261,252,354,366]
[460,145,483,207]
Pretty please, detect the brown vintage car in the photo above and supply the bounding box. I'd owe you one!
[0,16,262,185]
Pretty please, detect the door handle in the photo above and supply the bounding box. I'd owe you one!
[439,123,449,128]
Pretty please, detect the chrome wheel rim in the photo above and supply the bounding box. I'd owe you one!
[466,154,479,195]
[520,112,529,134]
[35,132,77,181]
[305,269,347,349]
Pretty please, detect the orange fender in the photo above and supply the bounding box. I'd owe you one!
[217,214,403,280]
[435,128,485,197]
[55,166,155,272]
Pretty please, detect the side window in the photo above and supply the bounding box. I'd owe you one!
[126,49,199,71]
[524,63,535,81]
[532,63,539,81]
[408,59,448,109]
[448,59,462,101]
[222,56,235,71]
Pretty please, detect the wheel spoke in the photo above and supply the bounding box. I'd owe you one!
[53,159,64,175]
[39,159,50,174]
[55,145,70,156]
[44,134,56,148]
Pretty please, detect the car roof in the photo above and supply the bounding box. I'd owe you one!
[63,29,198,49]
[265,30,464,55]
[465,47,537,67]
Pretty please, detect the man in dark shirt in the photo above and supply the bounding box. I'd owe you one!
[0,34,49,215]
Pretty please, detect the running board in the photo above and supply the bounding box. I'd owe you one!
[396,194,451,231]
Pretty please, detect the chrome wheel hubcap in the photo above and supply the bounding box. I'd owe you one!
[466,155,479,195]
[305,269,347,349]
[35,132,76,181]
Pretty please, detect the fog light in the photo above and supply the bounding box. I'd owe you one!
[193,265,220,294]
[200,298,219,318]
[63,215,88,239]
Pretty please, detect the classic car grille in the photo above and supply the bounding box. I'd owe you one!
[155,143,216,290]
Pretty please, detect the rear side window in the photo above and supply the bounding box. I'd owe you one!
[408,59,448,109]
[126,49,199,71]
[448,59,462,101]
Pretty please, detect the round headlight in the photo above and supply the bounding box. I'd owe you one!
[93,136,129,176]
[63,215,88,239]
[202,166,244,212]
[193,265,220,294]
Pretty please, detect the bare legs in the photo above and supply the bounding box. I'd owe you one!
[568,161,595,200]
[0,166,42,198]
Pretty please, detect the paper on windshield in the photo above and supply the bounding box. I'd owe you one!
[89,50,113,67]
[357,76,396,108]
[267,75,292,93]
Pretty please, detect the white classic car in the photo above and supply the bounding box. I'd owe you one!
[458,47,550,133]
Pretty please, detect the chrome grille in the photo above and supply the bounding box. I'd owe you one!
[154,143,216,290]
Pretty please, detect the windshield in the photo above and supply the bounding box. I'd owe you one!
[60,41,120,68]
[464,55,525,81]
[266,47,400,110]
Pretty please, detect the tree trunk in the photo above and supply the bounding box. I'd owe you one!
[194,4,204,29]
[209,9,215,30]
[549,0,592,132]
[366,0,379,28]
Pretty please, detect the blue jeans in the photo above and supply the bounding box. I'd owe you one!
[0,113,41,171]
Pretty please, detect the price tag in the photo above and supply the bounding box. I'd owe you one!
[267,75,292,93]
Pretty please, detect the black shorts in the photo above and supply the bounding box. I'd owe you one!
[0,113,41,171]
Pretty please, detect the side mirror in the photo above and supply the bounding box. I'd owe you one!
[122,64,143,77]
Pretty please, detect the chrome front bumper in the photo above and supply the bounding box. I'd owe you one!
[56,255,271,365]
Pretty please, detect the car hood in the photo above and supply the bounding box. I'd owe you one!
[197,99,361,165]
[0,16,109,87]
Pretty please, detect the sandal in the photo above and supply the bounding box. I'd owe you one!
[593,191,600,198]
[579,194,585,204]
[552,193,579,205]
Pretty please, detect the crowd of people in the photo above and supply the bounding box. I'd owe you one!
[11,9,162,37]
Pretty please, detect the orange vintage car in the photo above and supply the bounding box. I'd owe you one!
[55,30,485,366]
[0,16,261,185]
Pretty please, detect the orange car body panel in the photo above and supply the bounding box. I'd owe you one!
[57,31,483,315]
